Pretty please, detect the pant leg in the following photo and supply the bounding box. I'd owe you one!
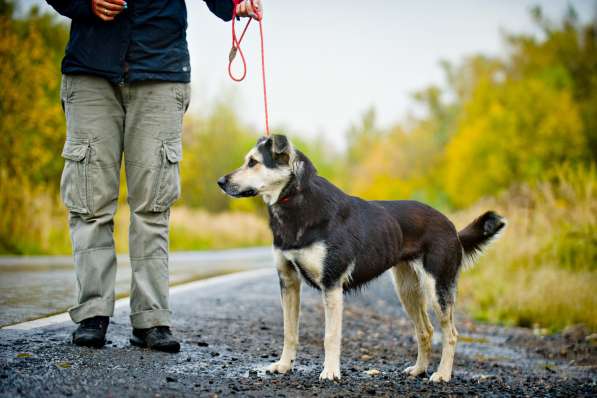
[123,81,190,329]
[59,74,124,323]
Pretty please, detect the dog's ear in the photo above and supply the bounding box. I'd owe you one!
[271,134,291,165]
[272,134,289,154]
[293,150,316,191]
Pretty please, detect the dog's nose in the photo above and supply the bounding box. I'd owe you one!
[217,176,227,189]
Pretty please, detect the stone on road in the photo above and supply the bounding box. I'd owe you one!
[1,269,595,397]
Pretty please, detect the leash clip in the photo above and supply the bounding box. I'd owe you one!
[229,46,238,62]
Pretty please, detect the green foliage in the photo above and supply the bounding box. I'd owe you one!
[180,102,345,213]
[444,76,585,207]
[179,101,261,213]
[0,3,69,253]
[290,133,344,188]
[0,2,595,333]
[346,11,596,209]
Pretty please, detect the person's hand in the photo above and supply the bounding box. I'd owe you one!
[236,0,263,20]
[92,0,126,22]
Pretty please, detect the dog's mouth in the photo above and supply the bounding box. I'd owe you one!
[220,184,258,198]
[234,188,258,198]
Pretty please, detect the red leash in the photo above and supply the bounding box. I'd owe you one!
[228,0,270,137]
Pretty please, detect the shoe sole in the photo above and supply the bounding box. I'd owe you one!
[73,337,106,349]
[130,335,147,348]
[130,336,180,353]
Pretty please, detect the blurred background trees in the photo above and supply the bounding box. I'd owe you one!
[0,1,595,330]
[0,1,68,253]
[346,7,595,208]
[1,2,595,251]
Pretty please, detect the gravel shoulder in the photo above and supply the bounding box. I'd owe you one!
[1,269,596,397]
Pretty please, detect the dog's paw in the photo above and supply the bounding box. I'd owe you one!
[429,371,451,383]
[266,361,292,374]
[402,364,427,377]
[319,366,341,381]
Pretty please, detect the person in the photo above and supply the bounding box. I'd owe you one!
[46,0,262,353]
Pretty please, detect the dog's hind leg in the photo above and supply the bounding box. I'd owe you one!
[429,303,458,382]
[319,287,343,381]
[267,249,302,374]
[429,297,458,382]
[391,262,434,377]
[425,247,460,383]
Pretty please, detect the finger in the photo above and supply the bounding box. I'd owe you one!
[245,0,254,16]
[96,0,123,14]
[96,12,115,22]
[250,0,263,20]
[252,0,261,12]
[237,2,246,16]
[96,7,118,18]
[95,4,122,18]
[104,0,126,6]
[94,3,118,19]
[96,0,124,12]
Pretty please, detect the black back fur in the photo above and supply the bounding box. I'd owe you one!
[267,150,504,309]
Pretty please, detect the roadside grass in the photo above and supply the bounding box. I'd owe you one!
[114,206,271,252]
[1,201,271,255]
[454,165,597,332]
[168,207,271,251]
[3,165,595,334]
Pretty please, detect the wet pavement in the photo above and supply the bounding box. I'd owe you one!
[0,248,271,327]
[1,268,596,397]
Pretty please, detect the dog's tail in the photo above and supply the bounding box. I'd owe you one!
[458,211,506,268]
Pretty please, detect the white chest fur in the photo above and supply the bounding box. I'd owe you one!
[282,241,327,286]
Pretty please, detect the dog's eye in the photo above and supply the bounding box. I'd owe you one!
[248,158,258,168]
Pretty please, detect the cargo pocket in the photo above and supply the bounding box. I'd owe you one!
[60,140,92,214]
[152,139,182,212]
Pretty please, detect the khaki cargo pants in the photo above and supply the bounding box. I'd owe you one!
[59,74,190,328]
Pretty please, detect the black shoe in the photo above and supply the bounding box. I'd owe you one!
[130,326,180,353]
[72,316,109,348]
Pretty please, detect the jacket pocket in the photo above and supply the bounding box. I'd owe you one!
[60,140,92,214]
[152,138,182,212]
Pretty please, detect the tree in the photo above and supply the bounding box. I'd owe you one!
[0,2,69,252]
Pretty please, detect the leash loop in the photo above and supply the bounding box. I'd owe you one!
[228,0,270,136]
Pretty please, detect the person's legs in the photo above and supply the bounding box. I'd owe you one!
[123,81,190,332]
[59,75,124,342]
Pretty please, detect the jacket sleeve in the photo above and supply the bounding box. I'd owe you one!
[46,0,94,20]
[203,0,235,22]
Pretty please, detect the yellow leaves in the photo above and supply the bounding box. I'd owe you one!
[16,353,32,358]
[0,13,67,180]
[443,77,585,207]
[0,11,69,253]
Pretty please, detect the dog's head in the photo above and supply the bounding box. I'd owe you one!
[218,134,307,205]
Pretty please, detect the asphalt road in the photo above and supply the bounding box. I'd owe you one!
[0,248,271,327]
[1,269,595,397]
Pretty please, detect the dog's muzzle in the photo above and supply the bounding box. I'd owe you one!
[217,176,258,198]
[217,176,228,190]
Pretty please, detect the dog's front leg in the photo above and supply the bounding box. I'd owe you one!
[319,287,343,381]
[267,250,301,374]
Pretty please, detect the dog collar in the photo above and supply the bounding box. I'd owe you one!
[276,175,297,205]
[277,195,291,205]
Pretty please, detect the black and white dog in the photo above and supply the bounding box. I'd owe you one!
[217,134,505,383]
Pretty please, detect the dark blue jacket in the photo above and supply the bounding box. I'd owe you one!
[47,0,234,84]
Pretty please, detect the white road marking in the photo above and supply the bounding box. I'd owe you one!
[2,268,274,331]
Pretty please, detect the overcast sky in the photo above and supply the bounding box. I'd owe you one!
[23,0,596,148]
